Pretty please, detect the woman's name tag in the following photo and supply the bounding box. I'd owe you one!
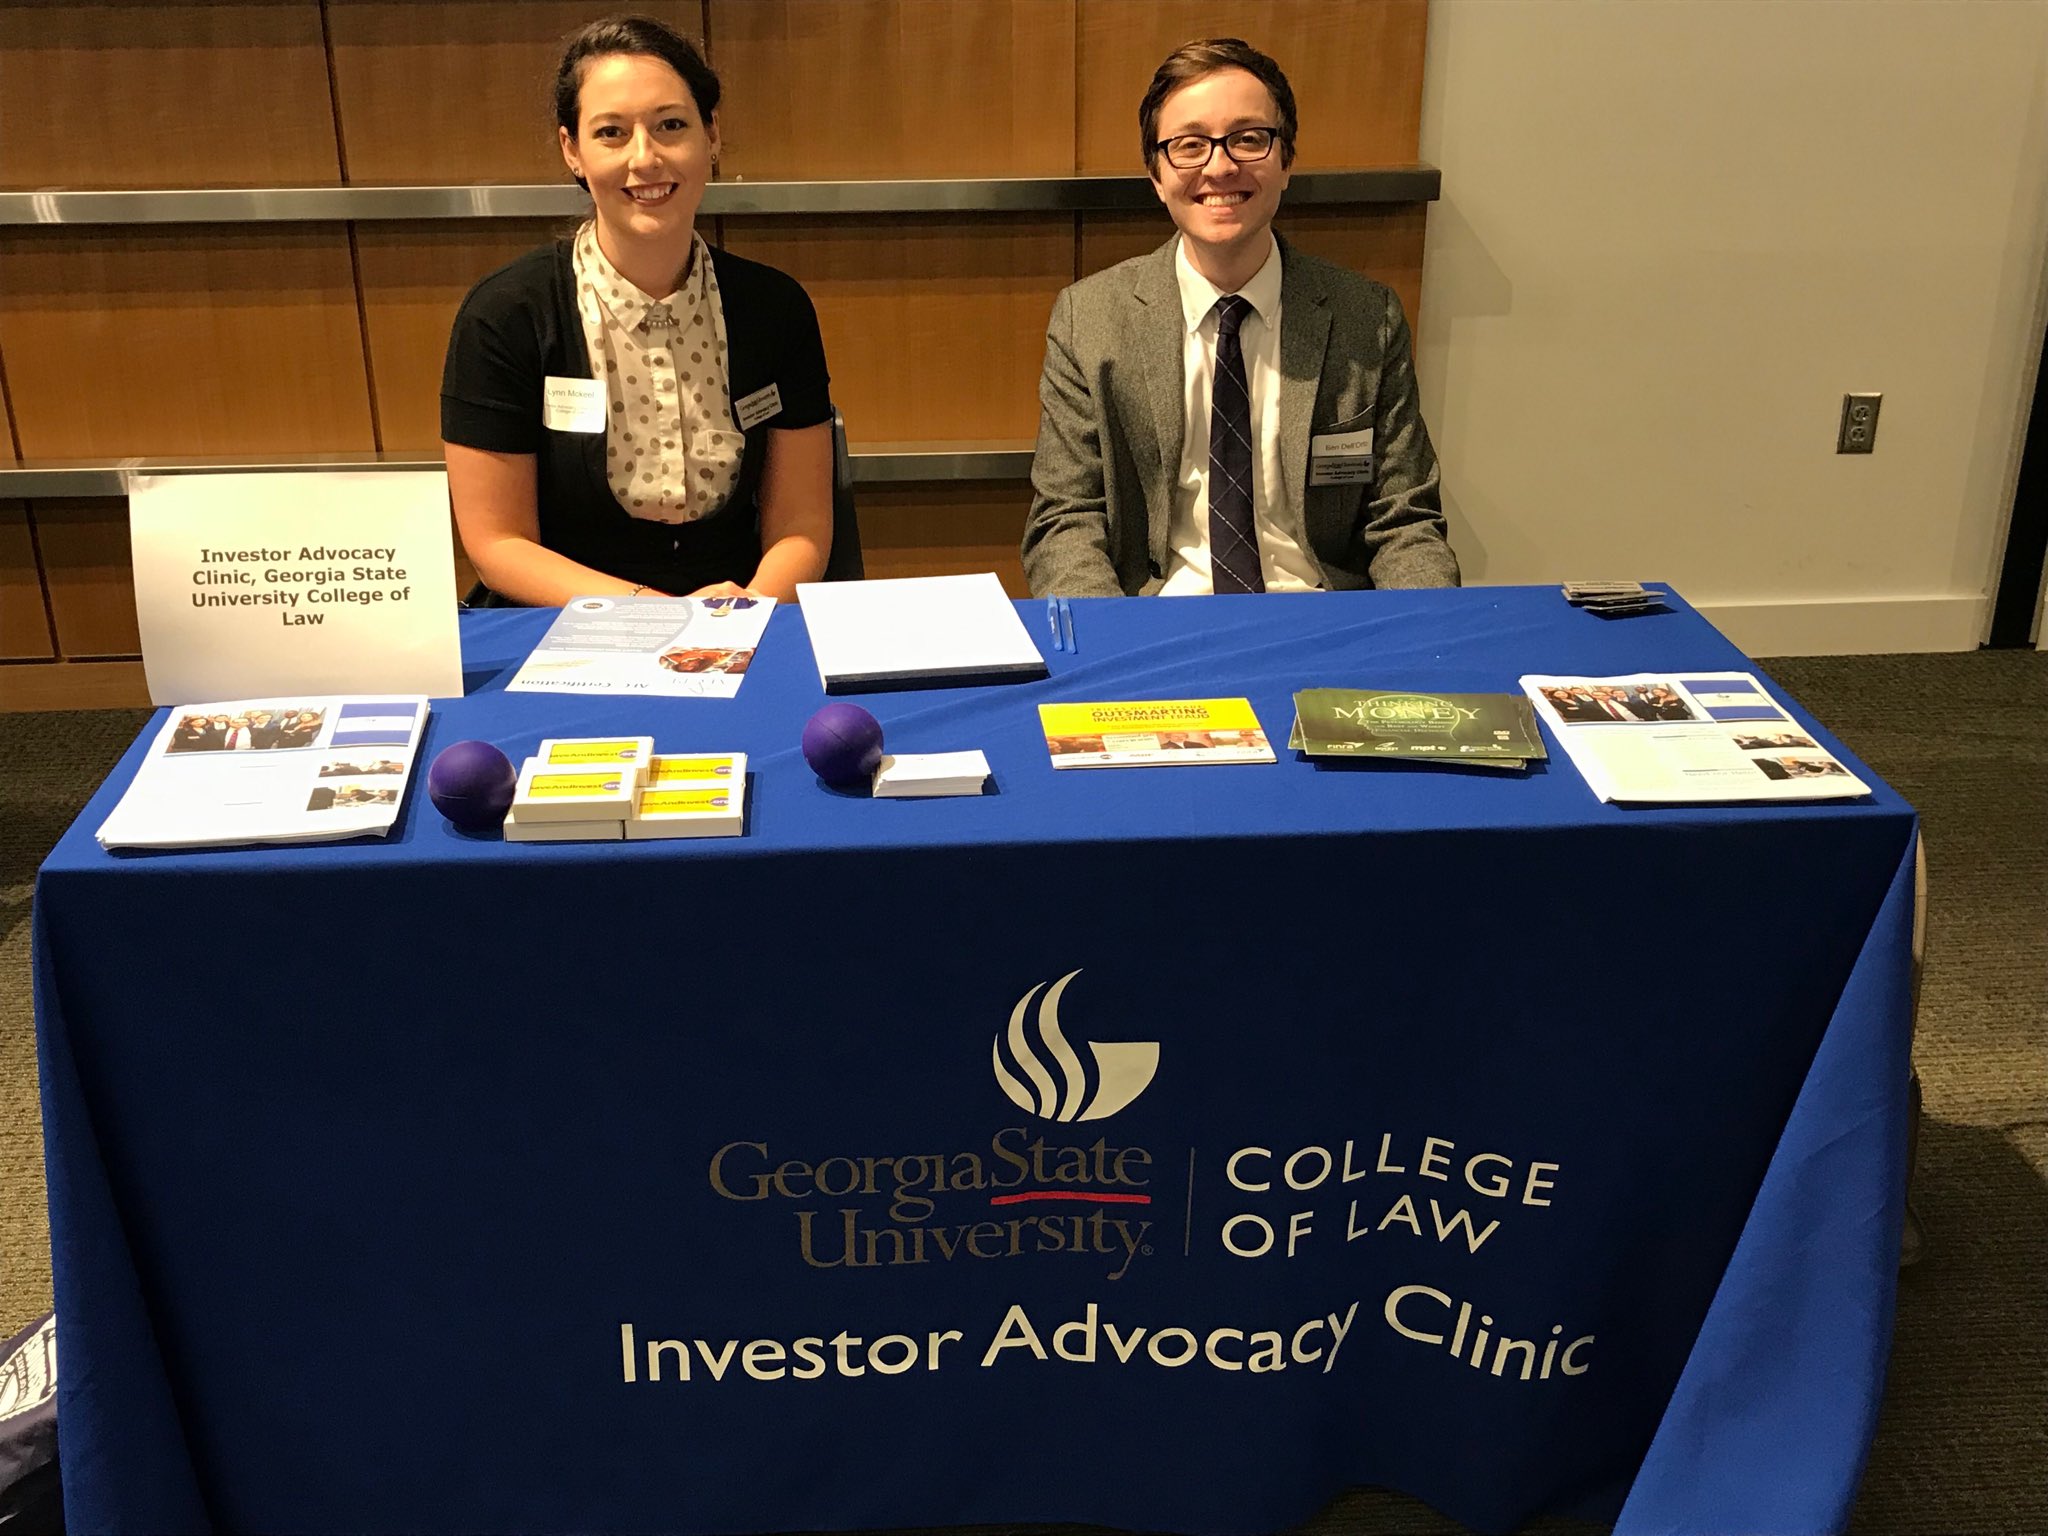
[1309,428,1374,487]
[543,377,607,434]
[734,382,783,430]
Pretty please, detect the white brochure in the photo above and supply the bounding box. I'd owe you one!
[1522,672,1871,804]
[505,595,774,698]
[96,696,430,850]
[128,471,462,704]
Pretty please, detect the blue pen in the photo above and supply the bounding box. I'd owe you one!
[1046,597,1062,651]
[1059,597,1077,655]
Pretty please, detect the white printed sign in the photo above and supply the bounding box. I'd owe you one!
[129,470,464,704]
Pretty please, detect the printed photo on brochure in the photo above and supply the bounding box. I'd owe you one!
[506,595,774,699]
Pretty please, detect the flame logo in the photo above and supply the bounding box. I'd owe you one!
[993,970,1159,1122]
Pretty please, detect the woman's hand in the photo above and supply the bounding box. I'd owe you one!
[687,580,755,600]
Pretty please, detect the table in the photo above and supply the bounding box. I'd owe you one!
[33,587,1918,1536]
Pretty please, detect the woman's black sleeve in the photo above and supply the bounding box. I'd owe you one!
[441,280,545,453]
[770,273,833,432]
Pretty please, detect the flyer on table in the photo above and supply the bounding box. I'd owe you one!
[1039,699,1274,768]
[1522,672,1872,803]
[1289,688,1545,765]
[506,595,774,698]
[96,697,430,850]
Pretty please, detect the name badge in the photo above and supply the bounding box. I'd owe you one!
[1309,428,1374,487]
[543,376,607,434]
[734,382,783,431]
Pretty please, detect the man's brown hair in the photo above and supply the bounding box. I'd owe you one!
[1138,38,1298,172]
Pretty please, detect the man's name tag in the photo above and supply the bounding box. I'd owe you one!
[543,377,607,434]
[1309,428,1374,487]
[734,382,783,431]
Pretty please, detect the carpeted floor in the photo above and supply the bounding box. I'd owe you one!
[2,651,2042,1535]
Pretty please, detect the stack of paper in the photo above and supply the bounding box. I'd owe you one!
[1561,581,1668,617]
[796,573,1048,693]
[96,696,430,851]
[504,740,746,841]
[627,753,747,839]
[1288,689,1545,771]
[873,751,991,798]
[505,756,639,842]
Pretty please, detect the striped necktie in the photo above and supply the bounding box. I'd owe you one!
[1207,295,1264,594]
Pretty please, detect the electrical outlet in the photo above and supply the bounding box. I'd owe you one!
[1838,393,1881,454]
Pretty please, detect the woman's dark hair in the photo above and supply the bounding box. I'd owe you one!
[1138,38,1297,172]
[553,15,721,190]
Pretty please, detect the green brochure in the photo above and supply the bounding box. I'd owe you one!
[1289,689,1547,767]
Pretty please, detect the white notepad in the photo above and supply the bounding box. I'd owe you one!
[795,573,1047,693]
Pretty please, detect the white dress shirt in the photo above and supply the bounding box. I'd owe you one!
[1160,234,1323,596]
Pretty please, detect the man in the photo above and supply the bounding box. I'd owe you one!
[1023,38,1459,598]
[1589,687,1643,722]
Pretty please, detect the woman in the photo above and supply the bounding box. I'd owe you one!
[442,16,833,604]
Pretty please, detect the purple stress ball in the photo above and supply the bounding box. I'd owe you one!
[427,739,517,832]
[801,702,885,786]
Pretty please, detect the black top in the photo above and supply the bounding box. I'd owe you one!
[441,239,831,594]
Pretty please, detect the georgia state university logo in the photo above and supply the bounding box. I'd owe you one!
[994,970,1159,1122]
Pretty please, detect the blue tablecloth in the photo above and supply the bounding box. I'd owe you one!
[33,587,1916,1536]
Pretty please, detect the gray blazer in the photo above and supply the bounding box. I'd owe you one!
[1021,234,1459,597]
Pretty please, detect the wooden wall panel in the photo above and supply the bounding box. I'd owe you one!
[0,502,52,658]
[719,215,1070,444]
[32,500,140,658]
[855,483,1029,595]
[328,2,704,185]
[710,0,1075,180]
[0,0,341,188]
[356,220,565,450]
[1076,0,1427,174]
[0,660,148,711]
[1281,205,1428,343]
[0,229,375,457]
[1076,212,1175,279]
[1079,204,1428,342]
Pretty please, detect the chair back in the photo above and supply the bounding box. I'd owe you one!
[823,405,866,582]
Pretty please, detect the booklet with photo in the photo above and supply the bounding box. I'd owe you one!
[1039,699,1274,768]
[1521,672,1871,803]
[1289,688,1545,768]
[505,594,773,699]
[96,697,430,850]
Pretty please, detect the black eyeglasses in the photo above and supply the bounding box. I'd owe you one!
[1155,127,1282,171]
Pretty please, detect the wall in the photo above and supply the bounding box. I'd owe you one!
[1417,0,2048,654]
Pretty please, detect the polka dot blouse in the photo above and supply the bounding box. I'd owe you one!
[572,222,743,525]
